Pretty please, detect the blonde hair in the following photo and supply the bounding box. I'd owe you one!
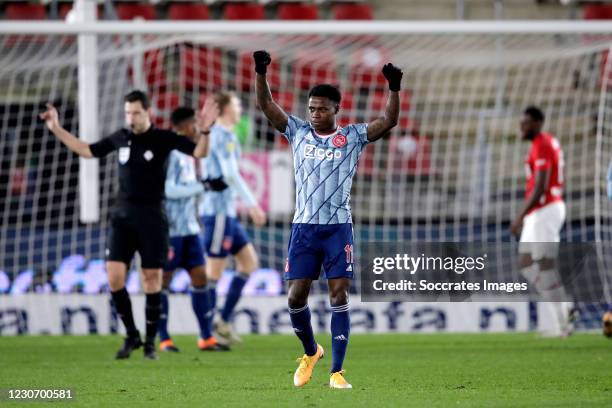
[214,91,236,114]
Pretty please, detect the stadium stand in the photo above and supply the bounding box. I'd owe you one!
[167,2,210,20]
[350,47,392,89]
[5,2,47,20]
[115,1,156,20]
[3,1,604,22]
[223,2,265,20]
[179,46,224,90]
[237,50,283,91]
[583,3,612,20]
[277,2,319,20]
[332,2,374,20]
[293,48,339,89]
[151,91,180,128]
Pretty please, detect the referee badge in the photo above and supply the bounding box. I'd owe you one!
[118,147,130,164]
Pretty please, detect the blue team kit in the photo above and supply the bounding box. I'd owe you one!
[166,117,366,277]
[283,115,368,280]
[200,124,255,258]
[164,150,206,271]
[201,215,250,258]
[165,234,205,272]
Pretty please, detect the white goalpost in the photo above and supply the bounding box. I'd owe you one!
[75,0,100,223]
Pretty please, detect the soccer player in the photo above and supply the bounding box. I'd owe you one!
[510,106,572,337]
[253,50,402,389]
[40,91,217,359]
[158,106,226,352]
[199,92,266,346]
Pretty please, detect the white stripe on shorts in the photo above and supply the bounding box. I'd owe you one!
[211,214,226,255]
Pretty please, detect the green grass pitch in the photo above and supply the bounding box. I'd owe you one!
[1,333,610,407]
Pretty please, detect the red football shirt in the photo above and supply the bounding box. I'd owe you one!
[524,132,564,213]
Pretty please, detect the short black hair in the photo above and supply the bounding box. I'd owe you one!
[308,84,341,105]
[170,106,195,127]
[524,106,545,123]
[124,90,150,110]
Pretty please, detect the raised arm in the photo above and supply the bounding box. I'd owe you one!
[193,96,219,159]
[367,63,403,142]
[39,103,93,158]
[254,50,288,133]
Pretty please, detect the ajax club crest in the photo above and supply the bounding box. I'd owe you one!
[332,134,347,148]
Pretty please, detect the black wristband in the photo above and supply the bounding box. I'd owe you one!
[202,177,229,192]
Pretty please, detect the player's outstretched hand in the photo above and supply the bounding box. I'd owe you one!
[249,206,267,227]
[39,103,60,131]
[198,95,219,131]
[382,63,403,92]
[253,50,271,75]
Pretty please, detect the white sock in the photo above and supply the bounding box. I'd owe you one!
[535,267,568,302]
[531,265,572,334]
[520,264,539,286]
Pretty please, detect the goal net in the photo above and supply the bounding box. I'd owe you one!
[0,24,610,326]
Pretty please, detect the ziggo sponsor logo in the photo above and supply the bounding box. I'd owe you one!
[304,144,342,161]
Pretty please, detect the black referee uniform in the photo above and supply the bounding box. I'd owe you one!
[90,125,196,267]
[90,124,198,359]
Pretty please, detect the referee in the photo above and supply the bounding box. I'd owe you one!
[40,90,218,360]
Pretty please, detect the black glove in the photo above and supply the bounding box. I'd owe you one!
[382,63,403,92]
[253,50,271,75]
[202,177,229,192]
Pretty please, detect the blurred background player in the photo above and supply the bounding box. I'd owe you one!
[608,158,612,201]
[39,91,215,360]
[158,105,228,353]
[511,106,572,337]
[199,91,267,346]
[254,50,402,389]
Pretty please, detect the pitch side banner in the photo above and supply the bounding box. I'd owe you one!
[0,294,564,336]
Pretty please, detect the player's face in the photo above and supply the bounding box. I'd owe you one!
[308,97,337,132]
[223,96,242,124]
[124,101,151,134]
[520,114,542,140]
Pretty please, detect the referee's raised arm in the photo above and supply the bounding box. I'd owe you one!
[40,103,95,158]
